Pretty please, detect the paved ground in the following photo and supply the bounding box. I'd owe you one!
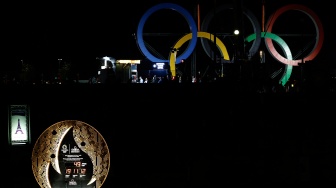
[4,84,336,187]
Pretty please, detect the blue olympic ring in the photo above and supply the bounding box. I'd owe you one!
[136,3,198,64]
[137,3,323,86]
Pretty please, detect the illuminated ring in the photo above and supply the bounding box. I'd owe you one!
[246,32,293,86]
[265,4,324,66]
[169,31,230,77]
[200,4,261,60]
[136,3,198,63]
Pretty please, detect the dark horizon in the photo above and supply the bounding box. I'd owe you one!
[2,0,335,88]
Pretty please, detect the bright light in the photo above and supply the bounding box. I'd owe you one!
[156,63,165,69]
[234,29,239,35]
[100,56,116,69]
[116,60,141,64]
[103,56,111,61]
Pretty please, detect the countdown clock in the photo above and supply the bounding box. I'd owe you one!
[32,120,110,188]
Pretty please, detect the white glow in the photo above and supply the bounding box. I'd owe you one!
[117,60,141,64]
[11,116,28,141]
[103,56,110,60]
[156,63,165,69]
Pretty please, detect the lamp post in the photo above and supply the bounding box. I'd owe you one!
[58,59,62,70]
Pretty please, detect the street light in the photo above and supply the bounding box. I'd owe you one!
[58,59,62,69]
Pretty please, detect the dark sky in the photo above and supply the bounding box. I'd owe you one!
[3,0,335,75]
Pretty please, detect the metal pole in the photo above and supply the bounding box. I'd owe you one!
[58,59,62,69]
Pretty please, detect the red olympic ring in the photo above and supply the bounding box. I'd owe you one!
[265,4,324,66]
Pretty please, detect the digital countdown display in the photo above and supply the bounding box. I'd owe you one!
[49,131,94,188]
[32,120,110,188]
[65,161,87,178]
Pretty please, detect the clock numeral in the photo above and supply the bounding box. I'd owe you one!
[74,161,81,167]
[80,168,86,174]
[66,168,71,174]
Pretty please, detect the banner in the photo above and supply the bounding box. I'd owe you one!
[8,105,31,145]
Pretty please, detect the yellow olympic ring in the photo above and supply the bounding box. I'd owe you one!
[169,31,230,77]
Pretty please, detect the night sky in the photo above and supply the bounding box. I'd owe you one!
[4,1,336,186]
[3,0,335,77]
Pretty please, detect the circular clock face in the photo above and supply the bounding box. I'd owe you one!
[32,120,110,188]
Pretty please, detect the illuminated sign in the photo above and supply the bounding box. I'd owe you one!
[32,120,110,188]
[8,105,31,145]
[49,133,94,187]
[116,59,141,64]
[154,63,165,69]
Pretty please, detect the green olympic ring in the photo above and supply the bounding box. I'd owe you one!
[138,3,323,86]
[246,32,293,86]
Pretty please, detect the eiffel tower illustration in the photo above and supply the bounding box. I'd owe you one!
[15,119,24,134]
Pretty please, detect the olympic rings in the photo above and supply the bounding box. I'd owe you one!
[169,31,230,77]
[136,3,324,85]
[136,3,198,63]
[265,4,324,66]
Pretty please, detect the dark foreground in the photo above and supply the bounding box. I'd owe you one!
[4,83,336,187]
